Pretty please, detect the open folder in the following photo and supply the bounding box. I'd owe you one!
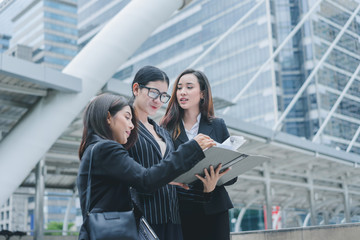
[173,136,270,186]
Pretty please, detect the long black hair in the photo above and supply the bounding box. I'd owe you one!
[79,93,138,159]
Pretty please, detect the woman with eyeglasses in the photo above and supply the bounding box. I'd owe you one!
[128,66,226,240]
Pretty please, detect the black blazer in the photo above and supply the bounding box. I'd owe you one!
[77,134,205,219]
[174,116,237,215]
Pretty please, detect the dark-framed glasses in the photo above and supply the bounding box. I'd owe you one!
[139,85,171,103]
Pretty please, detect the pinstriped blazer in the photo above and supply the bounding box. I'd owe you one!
[128,118,181,224]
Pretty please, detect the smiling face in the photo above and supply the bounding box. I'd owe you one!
[176,73,203,112]
[107,105,134,144]
[133,80,169,116]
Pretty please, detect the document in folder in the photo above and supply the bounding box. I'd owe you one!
[173,136,270,186]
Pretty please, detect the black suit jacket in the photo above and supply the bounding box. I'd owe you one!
[77,134,205,219]
[173,117,237,215]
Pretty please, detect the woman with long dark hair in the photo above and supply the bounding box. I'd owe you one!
[161,69,237,240]
[76,93,215,239]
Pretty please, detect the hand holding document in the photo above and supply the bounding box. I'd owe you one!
[219,135,247,150]
[173,135,270,186]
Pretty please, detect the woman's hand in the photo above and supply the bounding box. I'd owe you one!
[169,182,189,190]
[195,164,230,193]
[193,133,216,150]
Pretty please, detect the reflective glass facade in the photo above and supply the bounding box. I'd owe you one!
[272,0,360,154]
[117,0,360,154]
[309,0,360,154]
[77,0,360,154]
[78,0,130,49]
[5,0,78,70]
[113,0,278,129]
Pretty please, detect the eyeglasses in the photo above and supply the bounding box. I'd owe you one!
[139,85,171,103]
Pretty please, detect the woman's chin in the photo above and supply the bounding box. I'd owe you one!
[148,110,158,116]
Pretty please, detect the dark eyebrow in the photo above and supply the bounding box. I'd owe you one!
[125,111,132,117]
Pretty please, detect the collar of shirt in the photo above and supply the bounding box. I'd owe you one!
[183,113,201,140]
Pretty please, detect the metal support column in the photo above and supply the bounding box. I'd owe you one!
[346,126,360,152]
[303,212,311,227]
[307,170,317,226]
[62,190,76,236]
[264,163,272,229]
[342,176,351,223]
[234,196,262,232]
[319,211,329,225]
[34,158,45,240]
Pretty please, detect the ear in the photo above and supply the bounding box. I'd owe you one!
[200,90,204,100]
[132,83,140,96]
[106,111,112,125]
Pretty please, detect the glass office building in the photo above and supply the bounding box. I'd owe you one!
[308,0,360,154]
[4,0,78,70]
[77,0,130,49]
[101,0,360,155]
[272,0,360,155]
[112,0,279,129]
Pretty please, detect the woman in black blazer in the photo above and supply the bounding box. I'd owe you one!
[76,93,215,239]
[162,69,237,240]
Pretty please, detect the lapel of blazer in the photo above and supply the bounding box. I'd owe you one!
[138,120,162,159]
[198,116,214,138]
[176,121,189,145]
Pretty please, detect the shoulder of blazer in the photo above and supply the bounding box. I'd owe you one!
[201,117,229,143]
[198,115,214,137]
[210,117,225,126]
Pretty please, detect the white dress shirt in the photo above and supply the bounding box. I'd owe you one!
[183,113,201,140]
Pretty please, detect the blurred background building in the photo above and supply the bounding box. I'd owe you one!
[0,0,360,235]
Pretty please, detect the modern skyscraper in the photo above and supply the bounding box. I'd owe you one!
[107,0,360,155]
[111,0,277,123]
[77,0,130,49]
[3,0,78,70]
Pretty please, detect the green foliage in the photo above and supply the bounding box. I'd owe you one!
[45,221,76,236]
